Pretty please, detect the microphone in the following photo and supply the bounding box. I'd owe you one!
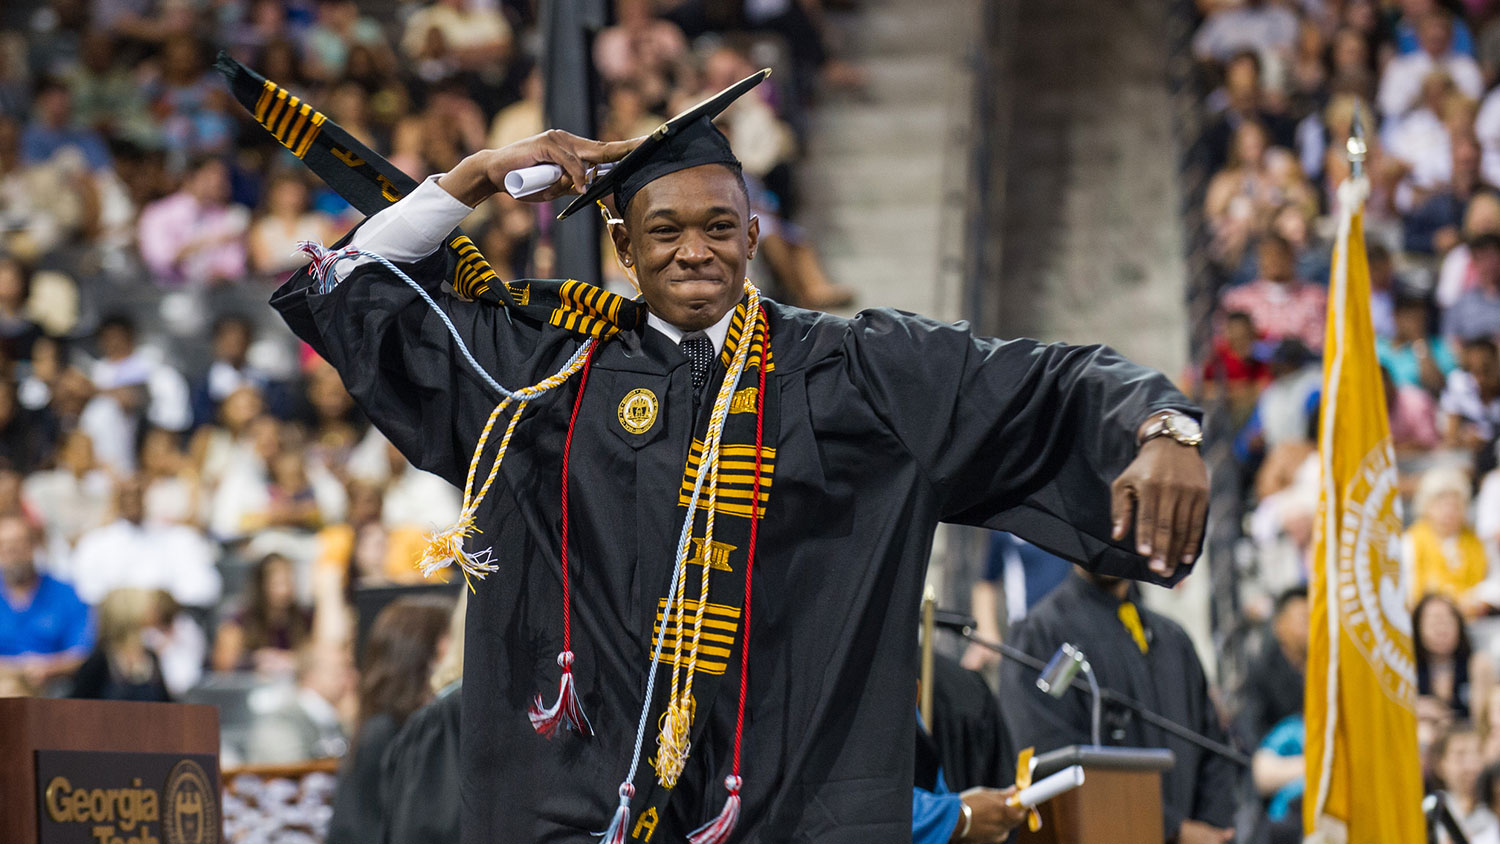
[1037,643,1102,747]
[931,610,1102,746]
[929,607,1250,767]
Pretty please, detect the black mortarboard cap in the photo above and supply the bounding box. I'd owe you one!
[557,68,771,220]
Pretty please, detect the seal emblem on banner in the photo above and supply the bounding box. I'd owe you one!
[1334,440,1415,707]
[162,759,219,844]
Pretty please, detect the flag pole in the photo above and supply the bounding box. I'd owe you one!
[1347,103,1367,182]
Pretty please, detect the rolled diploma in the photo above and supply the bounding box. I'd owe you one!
[1014,765,1085,807]
[504,164,563,198]
[504,162,617,198]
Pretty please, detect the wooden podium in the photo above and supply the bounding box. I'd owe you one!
[0,698,220,844]
[1013,746,1175,844]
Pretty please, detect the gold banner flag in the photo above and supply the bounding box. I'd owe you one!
[1303,179,1424,842]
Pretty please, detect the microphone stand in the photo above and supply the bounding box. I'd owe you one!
[952,623,1251,768]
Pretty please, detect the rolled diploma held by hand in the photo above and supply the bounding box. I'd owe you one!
[1011,766,1085,807]
[504,164,563,198]
[505,162,616,198]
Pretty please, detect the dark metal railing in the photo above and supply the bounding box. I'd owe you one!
[1164,0,1246,654]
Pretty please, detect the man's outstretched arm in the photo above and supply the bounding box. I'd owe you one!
[843,308,1206,585]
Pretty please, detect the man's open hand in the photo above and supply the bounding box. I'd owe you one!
[1109,437,1209,580]
[437,130,645,207]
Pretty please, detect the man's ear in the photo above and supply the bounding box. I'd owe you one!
[746,214,760,262]
[609,218,634,267]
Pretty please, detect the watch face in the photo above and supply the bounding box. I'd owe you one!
[1168,414,1203,443]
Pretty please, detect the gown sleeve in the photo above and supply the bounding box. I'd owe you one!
[841,309,1200,585]
[269,223,564,488]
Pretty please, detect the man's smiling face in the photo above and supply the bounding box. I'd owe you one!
[611,164,759,332]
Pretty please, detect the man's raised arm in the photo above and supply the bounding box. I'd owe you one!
[332,131,642,284]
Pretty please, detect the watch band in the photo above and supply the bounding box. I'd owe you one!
[957,800,973,840]
[1137,410,1202,448]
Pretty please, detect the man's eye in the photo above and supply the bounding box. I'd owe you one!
[650,227,676,236]
[709,222,733,233]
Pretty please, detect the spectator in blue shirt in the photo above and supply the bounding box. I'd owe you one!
[1379,293,1456,394]
[21,77,112,171]
[961,532,1073,671]
[0,512,92,692]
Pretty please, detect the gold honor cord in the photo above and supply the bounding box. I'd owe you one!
[418,345,597,589]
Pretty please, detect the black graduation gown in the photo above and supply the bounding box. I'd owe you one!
[380,682,463,844]
[917,653,1012,793]
[270,246,1198,844]
[328,713,400,844]
[1231,632,1304,748]
[1000,574,1238,838]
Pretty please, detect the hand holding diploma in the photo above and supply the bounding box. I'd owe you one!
[1010,765,1085,808]
[952,767,1085,842]
[504,162,617,198]
[436,130,645,208]
[956,786,1031,843]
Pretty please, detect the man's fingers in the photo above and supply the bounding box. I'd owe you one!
[1161,493,1189,576]
[1181,492,1208,566]
[590,135,647,163]
[533,177,580,202]
[541,131,589,193]
[1150,486,1177,576]
[1133,481,1159,558]
[1110,478,1134,541]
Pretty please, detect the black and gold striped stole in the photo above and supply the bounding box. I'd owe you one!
[215,52,645,341]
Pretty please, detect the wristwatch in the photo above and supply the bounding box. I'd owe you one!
[1137,410,1203,448]
[956,800,974,840]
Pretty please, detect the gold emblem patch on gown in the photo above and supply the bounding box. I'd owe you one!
[618,388,659,434]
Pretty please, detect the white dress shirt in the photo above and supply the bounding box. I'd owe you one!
[1377,50,1484,120]
[66,519,223,608]
[338,174,734,354]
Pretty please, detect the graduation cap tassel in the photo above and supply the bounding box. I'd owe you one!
[530,346,598,738]
[690,320,769,844]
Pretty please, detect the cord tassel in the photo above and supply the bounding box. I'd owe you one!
[295,240,359,293]
[529,650,593,737]
[688,775,742,844]
[651,696,695,787]
[600,784,634,844]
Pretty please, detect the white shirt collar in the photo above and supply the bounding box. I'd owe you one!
[645,306,736,355]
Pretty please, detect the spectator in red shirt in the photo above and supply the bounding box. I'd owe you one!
[1204,311,1272,415]
[1205,311,1273,386]
[1221,235,1329,352]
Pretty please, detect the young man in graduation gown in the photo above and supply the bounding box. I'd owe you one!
[264,73,1211,843]
[1001,570,1238,844]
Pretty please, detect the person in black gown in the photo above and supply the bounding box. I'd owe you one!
[326,595,453,844]
[266,81,1213,843]
[1001,570,1238,844]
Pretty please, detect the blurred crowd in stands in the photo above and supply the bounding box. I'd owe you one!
[0,0,860,837]
[1187,0,1500,840]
